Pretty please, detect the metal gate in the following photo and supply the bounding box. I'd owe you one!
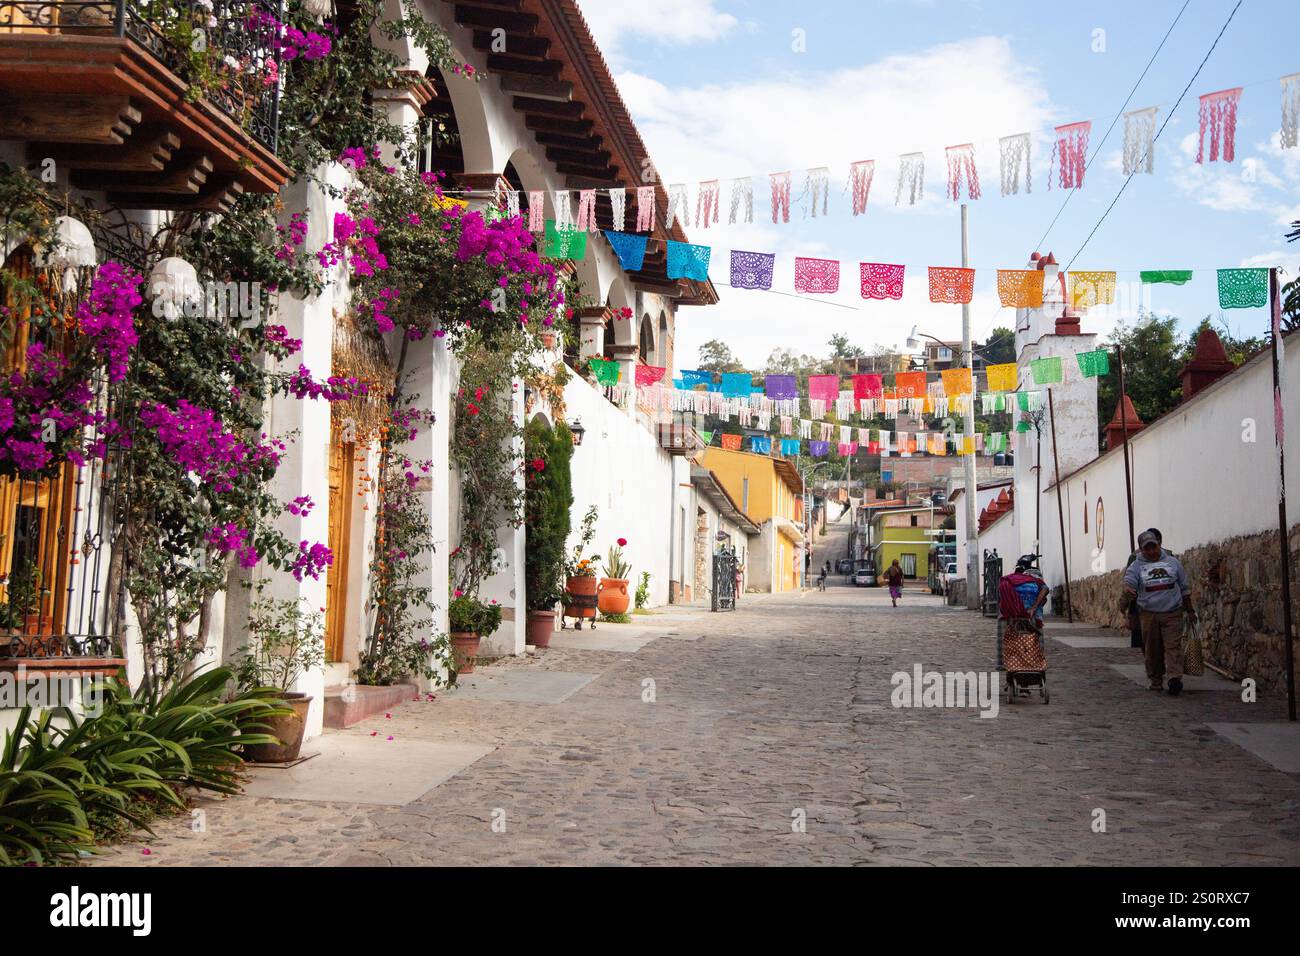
[982,549,1002,617]
[711,548,737,612]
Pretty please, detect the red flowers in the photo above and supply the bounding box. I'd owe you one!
[531,457,545,472]
[617,537,627,547]
[466,402,480,416]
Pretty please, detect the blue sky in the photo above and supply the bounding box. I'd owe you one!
[576,0,1300,367]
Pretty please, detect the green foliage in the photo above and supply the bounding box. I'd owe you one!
[604,544,631,580]
[697,339,745,373]
[565,506,600,578]
[524,418,573,611]
[233,596,326,693]
[635,571,651,610]
[982,327,1017,364]
[448,595,503,636]
[599,611,631,624]
[0,668,283,866]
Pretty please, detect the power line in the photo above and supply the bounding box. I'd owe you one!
[1065,0,1245,272]
[1032,0,1191,252]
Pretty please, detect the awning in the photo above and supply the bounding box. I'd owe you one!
[690,466,760,535]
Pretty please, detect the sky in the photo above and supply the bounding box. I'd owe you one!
[573,0,1300,370]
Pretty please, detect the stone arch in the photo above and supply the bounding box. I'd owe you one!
[638,314,656,361]
[657,310,670,367]
[426,63,496,175]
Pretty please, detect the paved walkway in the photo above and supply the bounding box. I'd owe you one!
[91,589,1300,866]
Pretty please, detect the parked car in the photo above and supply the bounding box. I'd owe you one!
[835,558,854,575]
[940,561,958,594]
[853,561,877,587]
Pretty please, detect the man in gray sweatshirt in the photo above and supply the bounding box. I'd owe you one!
[1122,529,1197,695]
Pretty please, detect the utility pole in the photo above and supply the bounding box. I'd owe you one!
[961,203,979,609]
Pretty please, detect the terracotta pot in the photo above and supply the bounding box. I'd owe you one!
[244,692,312,763]
[527,610,555,648]
[597,577,630,616]
[563,575,598,620]
[450,631,481,673]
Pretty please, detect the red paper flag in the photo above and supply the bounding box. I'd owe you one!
[635,364,666,386]
[852,373,884,400]
[808,374,840,402]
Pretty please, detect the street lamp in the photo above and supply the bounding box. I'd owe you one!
[569,418,586,446]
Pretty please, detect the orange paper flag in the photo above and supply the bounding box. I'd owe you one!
[894,371,927,398]
[996,269,1044,308]
[941,367,973,396]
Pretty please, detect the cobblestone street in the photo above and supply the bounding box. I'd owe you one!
[88,583,1300,867]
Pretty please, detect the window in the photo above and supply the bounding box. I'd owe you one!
[910,514,918,526]
[900,553,918,577]
[742,478,749,513]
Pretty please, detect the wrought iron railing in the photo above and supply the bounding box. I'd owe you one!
[0,0,282,152]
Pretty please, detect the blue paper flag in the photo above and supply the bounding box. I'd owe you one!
[604,230,648,271]
[666,240,712,281]
[679,369,711,389]
[781,438,802,457]
[721,372,753,398]
[750,435,772,454]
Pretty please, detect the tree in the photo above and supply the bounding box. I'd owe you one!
[828,333,865,362]
[1098,313,1185,434]
[524,419,573,611]
[982,326,1016,364]
[698,339,744,373]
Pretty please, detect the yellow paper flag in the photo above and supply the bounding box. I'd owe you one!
[996,269,1044,308]
[985,362,1018,393]
[941,367,973,396]
[1070,270,1116,308]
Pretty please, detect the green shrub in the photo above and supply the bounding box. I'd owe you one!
[0,667,284,866]
[524,418,573,610]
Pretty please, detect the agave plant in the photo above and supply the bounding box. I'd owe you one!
[0,707,98,865]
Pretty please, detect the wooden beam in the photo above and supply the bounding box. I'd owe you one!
[513,96,585,118]
[486,53,563,78]
[74,153,212,194]
[499,74,571,101]
[0,95,140,145]
[524,115,593,137]
[555,162,617,180]
[109,175,244,214]
[451,4,538,32]
[535,130,604,152]
[472,30,551,57]
[29,126,180,173]
[545,145,611,167]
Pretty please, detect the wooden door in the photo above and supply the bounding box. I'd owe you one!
[323,431,355,662]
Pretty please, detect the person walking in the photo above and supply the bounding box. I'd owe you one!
[885,559,904,607]
[1123,528,1171,649]
[1122,529,1196,695]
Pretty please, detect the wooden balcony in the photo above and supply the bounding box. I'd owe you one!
[0,1,290,211]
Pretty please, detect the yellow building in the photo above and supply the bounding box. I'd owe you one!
[697,446,804,591]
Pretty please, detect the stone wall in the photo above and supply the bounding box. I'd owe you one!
[1068,524,1300,692]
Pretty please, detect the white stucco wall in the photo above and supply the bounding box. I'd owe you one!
[1050,341,1300,592]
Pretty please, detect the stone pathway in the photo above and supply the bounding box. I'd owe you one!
[89,589,1300,866]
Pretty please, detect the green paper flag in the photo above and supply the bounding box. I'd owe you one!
[1139,270,1193,285]
[1017,392,1031,412]
[589,357,620,386]
[994,393,1006,412]
[1217,268,1268,309]
[1016,421,1031,432]
[699,430,713,445]
[544,220,587,260]
[1030,356,1063,385]
[1076,349,1110,378]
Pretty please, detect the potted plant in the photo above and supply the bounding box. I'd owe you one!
[562,505,600,628]
[233,596,325,763]
[448,592,502,674]
[597,538,633,616]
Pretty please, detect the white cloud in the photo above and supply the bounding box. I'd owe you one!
[575,0,738,62]
[602,36,1059,367]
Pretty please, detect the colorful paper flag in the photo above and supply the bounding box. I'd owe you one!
[810,440,829,457]
[852,374,884,400]
[859,262,905,300]
[679,369,711,389]
[635,364,666,386]
[996,269,1044,308]
[928,266,975,304]
[589,357,620,386]
[750,435,772,454]
[985,362,1018,393]
[730,250,775,290]
[721,372,752,398]
[765,374,798,400]
[808,375,840,402]
[794,257,840,294]
[781,438,802,457]
[544,220,587,259]
[720,433,742,450]
[1140,270,1192,285]
[604,230,647,271]
[666,240,711,281]
[1075,349,1110,378]
[1030,356,1062,385]
[894,371,927,398]
[941,367,973,396]
[1218,268,1269,309]
[1069,270,1116,308]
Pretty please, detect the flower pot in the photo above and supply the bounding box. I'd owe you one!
[597,577,630,616]
[244,692,312,764]
[450,631,481,673]
[527,609,555,648]
[563,575,598,621]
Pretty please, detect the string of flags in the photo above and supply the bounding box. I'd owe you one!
[543,222,1276,309]
[485,75,1299,240]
